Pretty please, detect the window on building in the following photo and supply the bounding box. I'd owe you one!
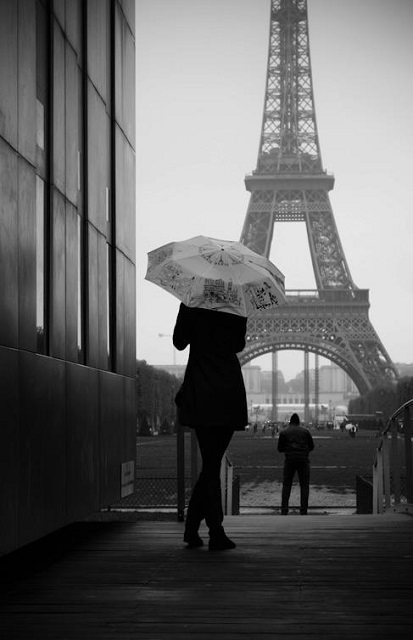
[36,176,46,353]
[35,0,49,354]
[106,242,113,368]
[36,0,48,178]
[77,215,83,362]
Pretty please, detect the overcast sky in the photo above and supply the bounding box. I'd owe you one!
[135,0,413,381]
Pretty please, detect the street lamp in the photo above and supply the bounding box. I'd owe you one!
[158,333,177,366]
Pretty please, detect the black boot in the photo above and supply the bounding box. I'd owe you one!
[183,530,204,548]
[208,527,236,551]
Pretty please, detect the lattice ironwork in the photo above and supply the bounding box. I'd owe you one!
[240,0,397,393]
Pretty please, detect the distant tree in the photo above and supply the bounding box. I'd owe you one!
[160,418,172,435]
[138,414,152,437]
[396,376,413,409]
[136,360,182,434]
[348,377,413,422]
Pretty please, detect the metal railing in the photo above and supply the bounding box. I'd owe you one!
[221,455,239,515]
[177,426,198,521]
[372,399,413,514]
[283,289,370,303]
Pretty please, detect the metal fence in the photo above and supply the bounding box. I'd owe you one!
[107,466,355,516]
[372,398,413,514]
[106,426,367,516]
[108,476,192,510]
[106,428,240,518]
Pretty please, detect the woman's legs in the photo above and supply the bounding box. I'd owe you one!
[185,426,234,537]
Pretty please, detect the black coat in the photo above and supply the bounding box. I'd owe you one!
[277,424,315,459]
[173,303,248,429]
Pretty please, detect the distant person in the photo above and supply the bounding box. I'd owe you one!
[173,303,248,551]
[278,413,315,515]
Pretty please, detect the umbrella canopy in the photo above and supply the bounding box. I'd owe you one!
[145,235,286,317]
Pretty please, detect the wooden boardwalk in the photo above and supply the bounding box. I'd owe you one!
[0,513,412,639]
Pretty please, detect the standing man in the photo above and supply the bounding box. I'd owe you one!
[278,413,315,515]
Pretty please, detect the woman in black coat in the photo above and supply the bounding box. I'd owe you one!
[173,302,248,551]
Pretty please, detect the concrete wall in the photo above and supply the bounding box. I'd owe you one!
[0,0,136,556]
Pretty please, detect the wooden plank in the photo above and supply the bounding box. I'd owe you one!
[0,515,412,639]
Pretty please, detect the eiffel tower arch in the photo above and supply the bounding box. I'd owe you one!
[239,0,398,395]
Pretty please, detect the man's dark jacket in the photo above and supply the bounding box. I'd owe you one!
[277,424,315,459]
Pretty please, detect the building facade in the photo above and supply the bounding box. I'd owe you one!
[0,0,136,556]
[243,363,358,421]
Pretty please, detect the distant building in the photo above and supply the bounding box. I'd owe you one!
[0,1,136,556]
[241,365,261,393]
[319,364,358,395]
[242,362,358,419]
[318,364,358,408]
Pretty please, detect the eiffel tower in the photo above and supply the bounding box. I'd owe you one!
[239,0,397,394]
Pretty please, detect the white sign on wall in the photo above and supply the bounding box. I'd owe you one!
[121,460,135,498]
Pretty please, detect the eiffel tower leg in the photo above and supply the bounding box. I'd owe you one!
[314,355,320,424]
[271,351,278,422]
[304,190,354,290]
[240,190,275,258]
[304,350,310,423]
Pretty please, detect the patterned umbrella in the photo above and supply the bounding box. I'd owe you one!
[145,235,285,317]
